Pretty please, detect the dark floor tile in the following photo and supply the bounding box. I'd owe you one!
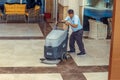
[77,66,108,72]
[61,73,87,80]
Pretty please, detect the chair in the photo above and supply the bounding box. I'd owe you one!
[4,4,27,22]
[27,5,40,23]
[0,10,3,22]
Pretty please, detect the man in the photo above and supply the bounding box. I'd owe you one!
[63,9,86,55]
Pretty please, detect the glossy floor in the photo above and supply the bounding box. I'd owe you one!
[71,39,110,66]
[0,22,110,80]
[0,40,56,67]
[0,23,43,37]
[0,74,63,80]
[83,72,108,80]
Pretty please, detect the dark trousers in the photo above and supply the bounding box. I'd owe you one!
[69,29,85,53]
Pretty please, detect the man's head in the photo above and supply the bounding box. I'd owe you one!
[68,9,74,18]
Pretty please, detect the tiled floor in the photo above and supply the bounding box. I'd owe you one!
[0,73,63,80]
[83,72,108,80]
[71,39,110,66]
[0,40,56,67]
[0,22,110,80]
[0,23,43,37]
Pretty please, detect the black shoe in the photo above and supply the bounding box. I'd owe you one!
[77,52,86,55]
[67,50,75,53]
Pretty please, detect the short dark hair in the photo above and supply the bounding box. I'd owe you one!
[68,9,74,14]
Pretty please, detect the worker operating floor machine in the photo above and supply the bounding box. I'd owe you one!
[40,23,71,64]
[40,0,71,64]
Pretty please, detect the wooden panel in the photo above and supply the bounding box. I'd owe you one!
[63,6,68,19]
[109,0,120,80]
[58,3,68,20]
[46,0,53,13]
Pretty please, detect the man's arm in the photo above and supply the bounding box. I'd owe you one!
[66,22,78,28]
[60,20,67,23]
[68,16,79,28]
[60,16,78,27]
[60,16,69,23]
[59,16,69,23]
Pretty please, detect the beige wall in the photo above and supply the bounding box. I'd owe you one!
[58,3,68,20]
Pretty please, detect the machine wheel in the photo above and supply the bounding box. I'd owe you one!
[61,52,71,61]
[61,52,67,61]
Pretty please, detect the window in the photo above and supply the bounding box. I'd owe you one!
[6,0,20,3]
[22,0,27,3]
[0,0,7,3]
[0,0,25,3]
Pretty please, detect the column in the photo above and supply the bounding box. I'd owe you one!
[109,0,120,80]
[53,0,58,21]
[53,0,56,19]
[20,0,22,4]
[79,0,84,25]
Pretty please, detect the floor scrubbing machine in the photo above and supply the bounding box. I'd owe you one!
[40,23,70,64]
[40,0,70,64]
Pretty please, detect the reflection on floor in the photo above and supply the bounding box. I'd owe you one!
[0,22,110,80]
[83,72,108,80]
[0,23,43,37]
[0,40,56,67]
[0,74,63,80]
[71,39,110,66]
